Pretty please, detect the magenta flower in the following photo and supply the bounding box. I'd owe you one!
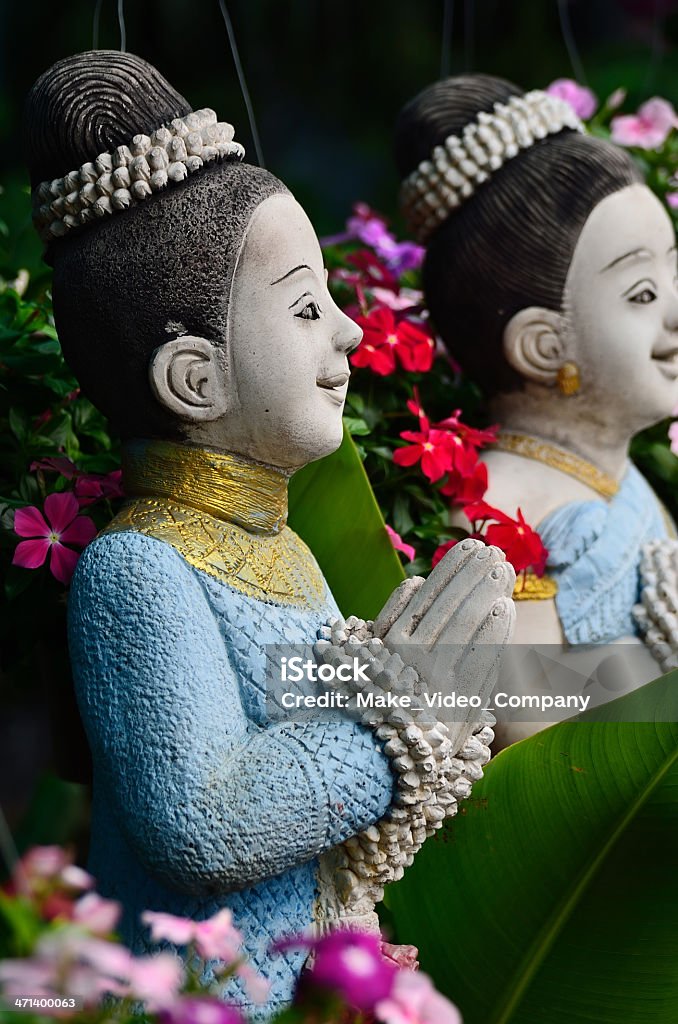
[546,78,597,119]
[159,996,245,1024]
[309,930,397,1011]
[375,970,462,1024]
[669,420,678,453]
[12,492,97,585]
[385,525,416,562]
[667,193,678,210]
[611,97,678,149]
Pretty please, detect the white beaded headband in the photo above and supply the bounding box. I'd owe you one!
[32,108,245,242]
[400,90,584,243]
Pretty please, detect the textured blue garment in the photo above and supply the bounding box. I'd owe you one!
[68,529,395,1015]
[538,463,668,644]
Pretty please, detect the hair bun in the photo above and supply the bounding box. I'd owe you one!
[394,74,522,180]
[23,50,191,189]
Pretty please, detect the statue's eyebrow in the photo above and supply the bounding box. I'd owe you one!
[270,264,312,286]
[600,248,652,273]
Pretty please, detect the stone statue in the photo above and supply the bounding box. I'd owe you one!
[395,74,678,744]
[24,53,515,1015]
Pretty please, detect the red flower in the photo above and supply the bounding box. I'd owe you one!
[394,424,457,482]
[351,307,435,377]
[346,249,400,293]
[440,460,488,505]
[12,492,98,585]
[463,501,548,575]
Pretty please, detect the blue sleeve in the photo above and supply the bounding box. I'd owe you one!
[68,530,394,896]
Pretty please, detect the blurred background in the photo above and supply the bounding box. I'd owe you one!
[3,0,678,848]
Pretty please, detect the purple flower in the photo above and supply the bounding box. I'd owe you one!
[546,78,598,119]
[309,930,397,1011]
[158,996,245,1024]
[611,97,678,149]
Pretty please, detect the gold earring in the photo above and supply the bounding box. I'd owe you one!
[556,361,581,396]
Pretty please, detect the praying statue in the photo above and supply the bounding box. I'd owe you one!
[395,74,678,745]
[24,53,515,1015]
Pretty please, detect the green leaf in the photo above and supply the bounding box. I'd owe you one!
[288,426,405,618]
[387,672,678,1024]
[343,416,371,437]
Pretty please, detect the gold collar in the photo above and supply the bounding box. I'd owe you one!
[122,440,289,535]
[107,441,326,607]
[494,432,620,500]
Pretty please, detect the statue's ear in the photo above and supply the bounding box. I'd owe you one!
[503,307,568,386]
[149,336,228,422]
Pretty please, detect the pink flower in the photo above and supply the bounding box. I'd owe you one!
[74,470,124,507]
[669,420,678,452]
[611,97,678,149]
[126,952,185,1011]
[385,525,416,562]
[72,892,122,935]
[375,970,462,1024]
[606,87,627,111]
[12,492,97,585]
[7,845,94,906]
[546,78,598,120]
[142,908,243,962]
[667,193,678,210]
[309,930,397,1011]
[158,996,245,1024]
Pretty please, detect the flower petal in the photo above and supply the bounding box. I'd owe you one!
[60,515,98,547]
[12,538,50,570]
[14,506,49,538]
[44,491,79,533]
[49,543,80,586]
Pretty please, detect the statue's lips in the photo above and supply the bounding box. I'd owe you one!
[653,348,678,380]
[317,372,350,404]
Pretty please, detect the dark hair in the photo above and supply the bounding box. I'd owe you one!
[23,51,288,439]
[394,75,642,396]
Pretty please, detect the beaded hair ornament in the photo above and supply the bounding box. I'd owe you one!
[400,89,584,243]
[32,108,245,242]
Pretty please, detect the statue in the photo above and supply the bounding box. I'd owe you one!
[395,74,678,744]
[23,53,515,1015]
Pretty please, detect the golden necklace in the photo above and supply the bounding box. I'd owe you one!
[494,432,620,500]
[104,440,326,608]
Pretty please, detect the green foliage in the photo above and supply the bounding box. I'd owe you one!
[387,671,678,1024]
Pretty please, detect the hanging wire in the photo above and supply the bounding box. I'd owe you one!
[463,0,475,72]
[556,0,588,86]
[217,0,265,168]
[117,0,126,52]
[92,0,104,49]
[440,0,454,78]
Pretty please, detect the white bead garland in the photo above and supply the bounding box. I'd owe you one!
[314,614,494,917]
[400,90,584,243]
[32,108,245,242]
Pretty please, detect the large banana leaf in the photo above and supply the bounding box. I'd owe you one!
[387,672,678,1024]
[288,427,405,619]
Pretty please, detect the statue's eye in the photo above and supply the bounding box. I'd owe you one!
[629,288,657,304]
[295,301,322,320]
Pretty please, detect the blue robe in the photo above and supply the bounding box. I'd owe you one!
[68,527,395,1015]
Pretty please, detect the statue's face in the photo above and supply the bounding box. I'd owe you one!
[563,182,678,431]
[221,193,361,468]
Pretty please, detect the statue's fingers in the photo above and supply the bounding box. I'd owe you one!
[438,597,514,748]
[384,538,487,641]
[373,576,425,639]
[411,547,514,648]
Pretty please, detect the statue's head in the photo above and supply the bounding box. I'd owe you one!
[396,74,678,433]
[24,51,360,469]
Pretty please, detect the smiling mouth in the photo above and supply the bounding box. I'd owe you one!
[653,349,678,380]
[316,371,350,404]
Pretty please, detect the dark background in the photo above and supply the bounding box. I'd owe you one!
[3,0,678,243]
